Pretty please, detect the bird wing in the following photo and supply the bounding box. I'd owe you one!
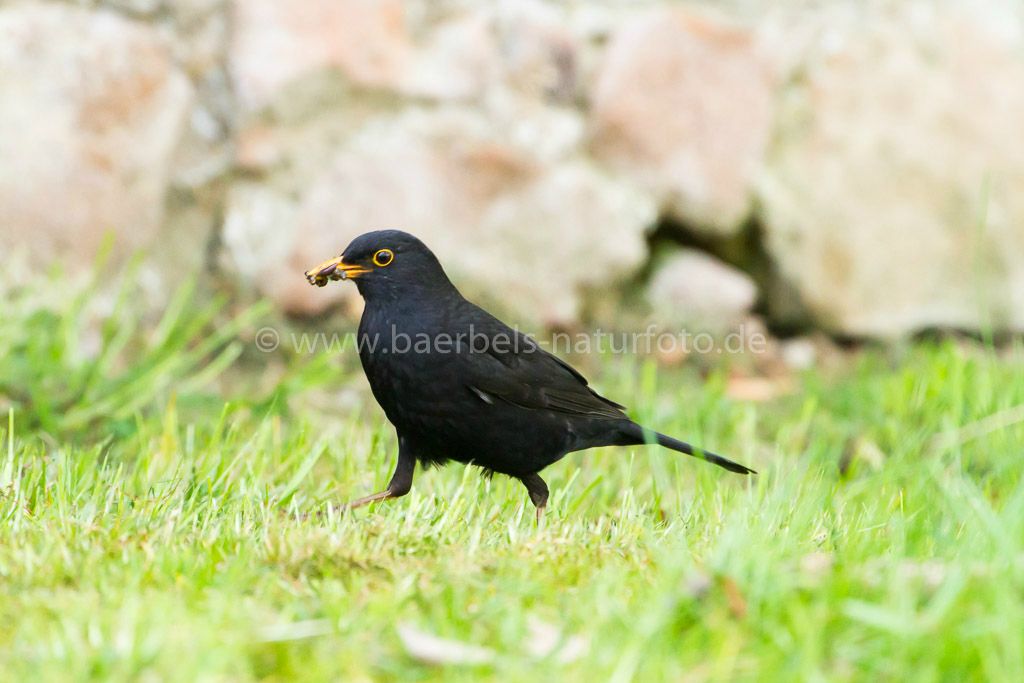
[456,303,627,420]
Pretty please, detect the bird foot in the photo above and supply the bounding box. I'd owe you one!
[343,490,394,510]
[307,490,394,521]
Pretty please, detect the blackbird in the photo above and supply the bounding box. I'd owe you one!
[305,230,754,520]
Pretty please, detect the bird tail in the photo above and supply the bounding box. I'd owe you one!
[619,422,756,475]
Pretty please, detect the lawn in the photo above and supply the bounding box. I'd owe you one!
[2,276,1023,681]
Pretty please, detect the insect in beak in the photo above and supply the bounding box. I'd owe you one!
[304,257,368,286]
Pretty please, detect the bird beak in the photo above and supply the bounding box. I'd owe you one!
[304,256,368,287]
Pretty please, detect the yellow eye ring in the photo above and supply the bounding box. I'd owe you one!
[373,248,394,267]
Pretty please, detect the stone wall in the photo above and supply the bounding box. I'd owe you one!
[2,0,1023,338]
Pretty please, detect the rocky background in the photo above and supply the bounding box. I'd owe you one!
[2,0,1023,340]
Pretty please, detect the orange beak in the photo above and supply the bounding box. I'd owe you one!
[304,256,369,287]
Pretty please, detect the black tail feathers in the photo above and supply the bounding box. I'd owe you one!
[620,422,756,475]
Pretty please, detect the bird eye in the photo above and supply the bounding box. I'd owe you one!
[373,249,394,267]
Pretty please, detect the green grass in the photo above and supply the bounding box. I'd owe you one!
[2,281,1024,681]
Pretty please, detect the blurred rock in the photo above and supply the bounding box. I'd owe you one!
[780,337,817,371]
[221,183,312,312]
[102,0,163,17]
[225,106,656,324]
[399,11,496,102]
[7,0,1022,342]
[759,1,1024,337]
[404,0,579,104]
[230,0,411,111]
[645,249,757,332]
[0,3,192,265]
[222,1,657,326]
[485,0,579,105]
[231,0,581,111]
[590,7,774,235]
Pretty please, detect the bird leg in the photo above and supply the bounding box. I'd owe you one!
[343,446,415,510]
[520,473,549,525]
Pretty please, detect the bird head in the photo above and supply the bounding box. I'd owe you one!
[304,230,454,300]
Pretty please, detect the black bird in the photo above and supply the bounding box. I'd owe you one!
[305,230,754,520]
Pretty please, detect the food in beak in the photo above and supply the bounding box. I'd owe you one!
[304,257,346,287]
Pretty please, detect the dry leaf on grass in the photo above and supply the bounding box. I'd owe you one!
[726,375,794,402]
[257,618,333,643]
[525,616,589,663]
[720,576,748,619]
[397,618,588,666]
[397,623,495,666]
